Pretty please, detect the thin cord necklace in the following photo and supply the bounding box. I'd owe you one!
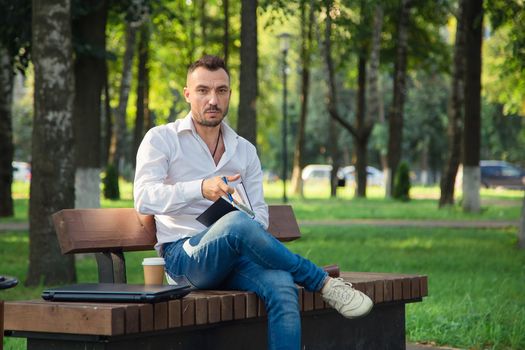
[211,128,222,158]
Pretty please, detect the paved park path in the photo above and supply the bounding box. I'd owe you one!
[407,343,461,350]
[299,218,519,229]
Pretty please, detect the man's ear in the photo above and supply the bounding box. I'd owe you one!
[183,87,191,102]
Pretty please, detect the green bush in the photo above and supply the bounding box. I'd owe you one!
[103,164,120,200]
[393,161,410,201]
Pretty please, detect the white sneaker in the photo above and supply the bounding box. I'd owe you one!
[321,277,373,319]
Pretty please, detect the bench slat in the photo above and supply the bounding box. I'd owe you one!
[53,206,300,254]
[4,300,126,336]
[154,302,168,330]
[168,300,182,328]
[53,209,157,254]
[138,304,154,332]
[181,297,195,326]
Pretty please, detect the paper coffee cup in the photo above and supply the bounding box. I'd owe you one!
[142,257,165,285]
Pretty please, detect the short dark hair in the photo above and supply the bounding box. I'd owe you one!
[187,55,229,78]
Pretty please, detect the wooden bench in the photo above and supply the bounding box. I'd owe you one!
[4,206,428,350]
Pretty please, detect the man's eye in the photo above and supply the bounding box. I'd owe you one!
[218,89,228,95]
[197,89,207,94]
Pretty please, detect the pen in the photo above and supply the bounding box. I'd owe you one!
[221,176,235,203]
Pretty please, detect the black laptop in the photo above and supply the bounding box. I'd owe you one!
[42,276,192,303]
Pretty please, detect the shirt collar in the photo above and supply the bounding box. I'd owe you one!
[175,112,195,134]
[176,112,240,166]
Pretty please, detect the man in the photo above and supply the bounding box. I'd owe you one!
[134,55,372,350]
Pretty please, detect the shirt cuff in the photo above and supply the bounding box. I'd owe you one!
[183,179,205,201]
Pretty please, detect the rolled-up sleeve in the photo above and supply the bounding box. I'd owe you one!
[134,128,204,215]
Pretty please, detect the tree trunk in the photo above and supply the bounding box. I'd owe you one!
[109,22,136,189]
[420,139,429,185]
[518,194,525,249]
[439,0,466,207]
[72,0,107,209]
[133,22,150,169]
[367,4,384,185]
[291,0,314,197]
[27,0,76,286]
[101,60,112,166]
[0,45,14,217]
[386,0,411,198]
[200,0,207,47]
[323,0,357,136]
[237,0,258,146]
[223,0,229,67]
[354,54,368,198]
[462,0,483,213]
[328,118,341,197]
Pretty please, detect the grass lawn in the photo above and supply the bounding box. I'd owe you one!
[1,180,524,349]
[1,225,524,349]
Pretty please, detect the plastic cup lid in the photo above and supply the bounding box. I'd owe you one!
[142,257,165,266]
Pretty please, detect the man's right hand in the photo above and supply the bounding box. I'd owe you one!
[201,174,241,201]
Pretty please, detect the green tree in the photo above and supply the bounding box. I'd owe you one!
[237,0,258,146]
[393,161,410,201]
[462,0,483,213]
[72,0,108,209]
[290,0,316,197]
[484,0,525,116]
[0,0,31,217]
[440,0,466,207]
[385,0,411,197]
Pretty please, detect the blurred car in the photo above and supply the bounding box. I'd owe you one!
[301,164,332,181]
[12,161,31,182]
[338,165,384,187]
[480,160,525,189]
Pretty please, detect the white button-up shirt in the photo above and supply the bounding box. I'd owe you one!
[134,113,269,252]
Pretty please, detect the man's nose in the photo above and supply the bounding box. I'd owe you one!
[208,90,218,105]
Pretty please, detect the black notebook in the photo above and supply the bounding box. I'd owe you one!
[42,277,192,303]
[196,197,239,227]
[196,181,255,227]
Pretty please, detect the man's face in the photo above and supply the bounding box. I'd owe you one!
[184,67,231,128]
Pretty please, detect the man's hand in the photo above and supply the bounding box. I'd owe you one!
[201,174,241,201]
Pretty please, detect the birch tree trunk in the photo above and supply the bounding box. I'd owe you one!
[386,0,411,197]
[291,0,314,197]
[237,0,258,146]
[462,0,483,213]
[0,45,14,217]
[73,0,107,209]
[27,0,76,286]
[439,1,466,207]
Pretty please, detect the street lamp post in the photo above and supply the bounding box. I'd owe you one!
[278,32,291,203]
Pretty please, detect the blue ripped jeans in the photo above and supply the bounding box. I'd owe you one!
[163,211,327,350]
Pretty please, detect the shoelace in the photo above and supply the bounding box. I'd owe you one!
[326,279,356,304]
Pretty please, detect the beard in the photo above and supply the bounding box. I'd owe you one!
[194,106,229,127]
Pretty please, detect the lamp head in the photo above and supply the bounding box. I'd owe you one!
[278,32,291,53]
